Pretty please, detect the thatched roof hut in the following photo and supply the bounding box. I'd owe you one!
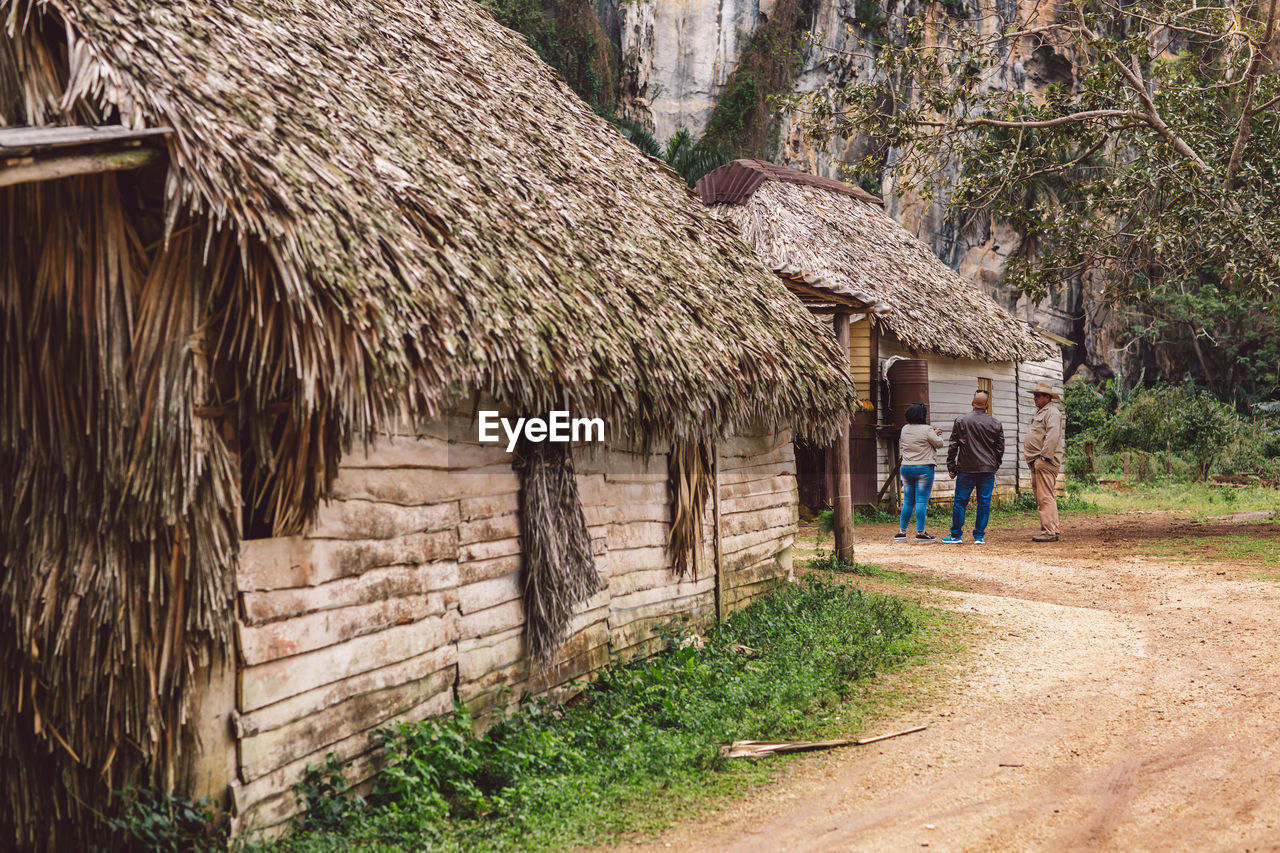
[0,2,856,844]
[698,160,1055,363]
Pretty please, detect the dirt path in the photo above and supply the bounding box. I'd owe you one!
[618,510,1280,853]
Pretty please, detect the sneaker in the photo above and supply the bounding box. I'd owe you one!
[973,534,985,545]
[915,533,936,542]
[1031,532,1059,542]
[893,531,907,541]
[941,534,963,544]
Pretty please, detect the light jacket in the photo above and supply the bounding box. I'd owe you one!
[900,423,944,466]
[1024,404,1065,469]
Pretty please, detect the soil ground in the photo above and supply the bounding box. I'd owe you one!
[617,509,1280,852]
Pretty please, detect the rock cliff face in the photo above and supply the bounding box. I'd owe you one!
[612,0,1128,380]
[615,0,764,138]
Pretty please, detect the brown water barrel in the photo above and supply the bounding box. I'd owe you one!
[887,359,930,427]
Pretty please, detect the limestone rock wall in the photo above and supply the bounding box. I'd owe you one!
[618,0,764,138]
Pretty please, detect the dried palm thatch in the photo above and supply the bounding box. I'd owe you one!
[701,162,1057,363]
[513,437,601,668]
[2,0,861,840]
[3,0,859,448]
[666,440,714,579]
[1,173,240,845]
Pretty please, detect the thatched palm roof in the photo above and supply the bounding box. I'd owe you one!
[700,161,1056,363]
[5,0,857,445]
[2,0,858,844]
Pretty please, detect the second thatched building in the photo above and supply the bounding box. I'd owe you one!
[699,160,1063,508]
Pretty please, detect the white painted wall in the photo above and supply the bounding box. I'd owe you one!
[875,334,1020,501]
[1016,353,1068,494]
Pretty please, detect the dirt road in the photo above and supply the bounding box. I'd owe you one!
[622,510,1280,852]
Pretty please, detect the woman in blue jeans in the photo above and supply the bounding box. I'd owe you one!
[896,403,944,542]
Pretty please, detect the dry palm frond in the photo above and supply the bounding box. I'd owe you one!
[667,439,713,579]
[1,0,858,451]
[0,174,237,847]
[514,437,600,668]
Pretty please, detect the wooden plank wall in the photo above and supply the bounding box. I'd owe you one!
[875,336,1020,501]
[718,431,797,611]
[848,315,873,404]
[228,419,796,836]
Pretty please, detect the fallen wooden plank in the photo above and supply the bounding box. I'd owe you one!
[723,725,928,757]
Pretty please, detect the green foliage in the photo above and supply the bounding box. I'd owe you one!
[808,546,882,575]
[662,127,733,186]
[851,0,887,28]
[610,120,730,186]
[788,0,1280,396]
[480,0,618,114]
[99,787,221,853]
[814,506,835,532]
[815,504,899,531]
[294,754,367,834]
[610,117,662,158]
[1063,378,1279,482]
[1063,377,1112,438]
[271,579,928,851]
[703,0,814,157]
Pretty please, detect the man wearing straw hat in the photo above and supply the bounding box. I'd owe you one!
[1024,382,1065,542]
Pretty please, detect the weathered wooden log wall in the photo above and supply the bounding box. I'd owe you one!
[226,416,796,835]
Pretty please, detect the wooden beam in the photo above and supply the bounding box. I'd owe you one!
[713,446,726,621]
[831,313,855,563]
[0,124,171,152]
[0,148,162,188]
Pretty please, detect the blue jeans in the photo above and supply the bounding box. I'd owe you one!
[899,465,935,533]
[950,472,996,538]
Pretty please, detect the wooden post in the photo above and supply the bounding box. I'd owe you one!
[1084,441,1096,475]
[713,446,726,621]
[1123,452,1131,478]
[832,314,854,564]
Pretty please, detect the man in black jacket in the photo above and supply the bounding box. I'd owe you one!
[942,390,1004,545]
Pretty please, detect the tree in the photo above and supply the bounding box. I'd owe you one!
[786,0,1280,393]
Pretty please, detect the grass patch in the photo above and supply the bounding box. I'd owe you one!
[1075,482,1280,516]
[263,578,952,852]
[1136,534,1280,567]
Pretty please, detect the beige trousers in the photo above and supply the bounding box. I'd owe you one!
[1032,463,1060,535]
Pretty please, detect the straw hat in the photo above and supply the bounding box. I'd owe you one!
[1028,382,1060,399]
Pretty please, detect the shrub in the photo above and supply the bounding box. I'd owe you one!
[101,787,222,853]
[1171,381,1235,479]
[294,754,367,834]
[1062,378,1112,438]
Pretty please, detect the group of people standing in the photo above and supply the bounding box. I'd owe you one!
[895,383,1065,544]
